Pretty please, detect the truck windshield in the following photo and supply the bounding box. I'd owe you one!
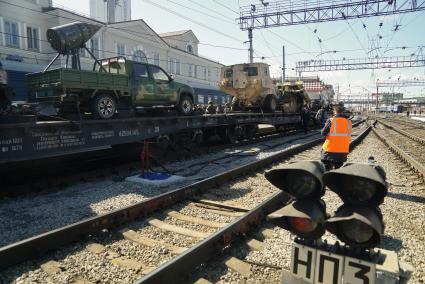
[243,66,258,76]
[224,69,233,78]
[99,58,127,74]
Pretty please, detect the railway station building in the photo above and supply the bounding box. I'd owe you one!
[0,0,229,104]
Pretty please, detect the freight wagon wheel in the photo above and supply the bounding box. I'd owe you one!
[92,94,117,119]
[177,95,193,116]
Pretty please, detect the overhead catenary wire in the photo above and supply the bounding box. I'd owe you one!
[186,0,237,23]
[0,0,247,53]
[165,0,236,25]
[211,0,240,15]
[142,0,244,44]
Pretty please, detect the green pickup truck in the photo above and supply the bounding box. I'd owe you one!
[27,57,195,119]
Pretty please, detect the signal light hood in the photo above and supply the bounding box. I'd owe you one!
[265,161,326,199]
[268,200,326,239]
[323,163,387,205]
[325,205,384,248]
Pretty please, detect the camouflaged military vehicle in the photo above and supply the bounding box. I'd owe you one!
[219,63,278,112]
[28,57,195,119]
[27,22,195,119]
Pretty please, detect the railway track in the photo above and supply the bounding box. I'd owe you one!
[191,122,425,283]
[375,119,425,178]
[0,121,369,284]
[378,118,425,144]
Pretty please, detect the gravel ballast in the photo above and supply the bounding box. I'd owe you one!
[0,131,320,248]
[194,132,425,283]
[0,125,375,283]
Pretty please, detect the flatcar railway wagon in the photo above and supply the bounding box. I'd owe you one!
[0,112,301,164]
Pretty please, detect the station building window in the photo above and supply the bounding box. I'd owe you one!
[176,59,181,75]
[168,57,175,73]
[116,43,126,57]
[79,48,86,57]
[154,53,160,65]
[90,38,99,58]
[188,64,193,77]
[187,44,193,53]
[5,20,19,48]
[133,50,148,63]
[26,26,39,50]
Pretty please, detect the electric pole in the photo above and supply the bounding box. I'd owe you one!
[282,45,285,83]
[248,28,253,63]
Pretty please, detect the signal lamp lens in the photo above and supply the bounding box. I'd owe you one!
[265,161,325,199]
[340,220,375,244]
[286,172,317,198]
[289,217,318,234]
[341,177,377,204]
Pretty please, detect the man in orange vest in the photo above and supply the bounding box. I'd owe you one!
[321,104,352,169]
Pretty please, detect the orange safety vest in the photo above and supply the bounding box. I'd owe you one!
[322,117,352,153]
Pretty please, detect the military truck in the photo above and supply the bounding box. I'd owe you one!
[28,57,195,119]
[219,63,277,112]
[219,63,307,113]
[27,22,195,119]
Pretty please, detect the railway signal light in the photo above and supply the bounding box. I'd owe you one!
[323,163,387,206]
[323,162,388,248]
[266,161,327,240]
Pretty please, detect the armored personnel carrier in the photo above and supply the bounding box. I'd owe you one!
[276,81,310,113]
[219,63,277,112]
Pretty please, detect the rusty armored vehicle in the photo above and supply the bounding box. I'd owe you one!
[219,63,307,113]
[276,81,310,113]
[219,63,278,112]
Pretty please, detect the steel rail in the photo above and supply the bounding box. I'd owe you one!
[372,127,425,178]
[136,124,372,284]
[0,120,366,272]
[378,119,425,146]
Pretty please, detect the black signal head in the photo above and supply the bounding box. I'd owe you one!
[265,161,326,199]
[323,163,387,206]
[325,205,384,249]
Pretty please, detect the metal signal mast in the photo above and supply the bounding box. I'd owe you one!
[239,0,425,30]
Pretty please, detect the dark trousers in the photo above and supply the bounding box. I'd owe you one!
[321,150,347,170]
[303,123,308,134]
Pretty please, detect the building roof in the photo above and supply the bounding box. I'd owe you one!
[159,30,191,37]
[42,8,219,65]
[160,30,200,43]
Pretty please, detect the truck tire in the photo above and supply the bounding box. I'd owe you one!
[92,94,117,119]
[263,95,277,113]
[177,94,193,116]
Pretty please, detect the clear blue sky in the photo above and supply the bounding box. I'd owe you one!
[53,0,425,98]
